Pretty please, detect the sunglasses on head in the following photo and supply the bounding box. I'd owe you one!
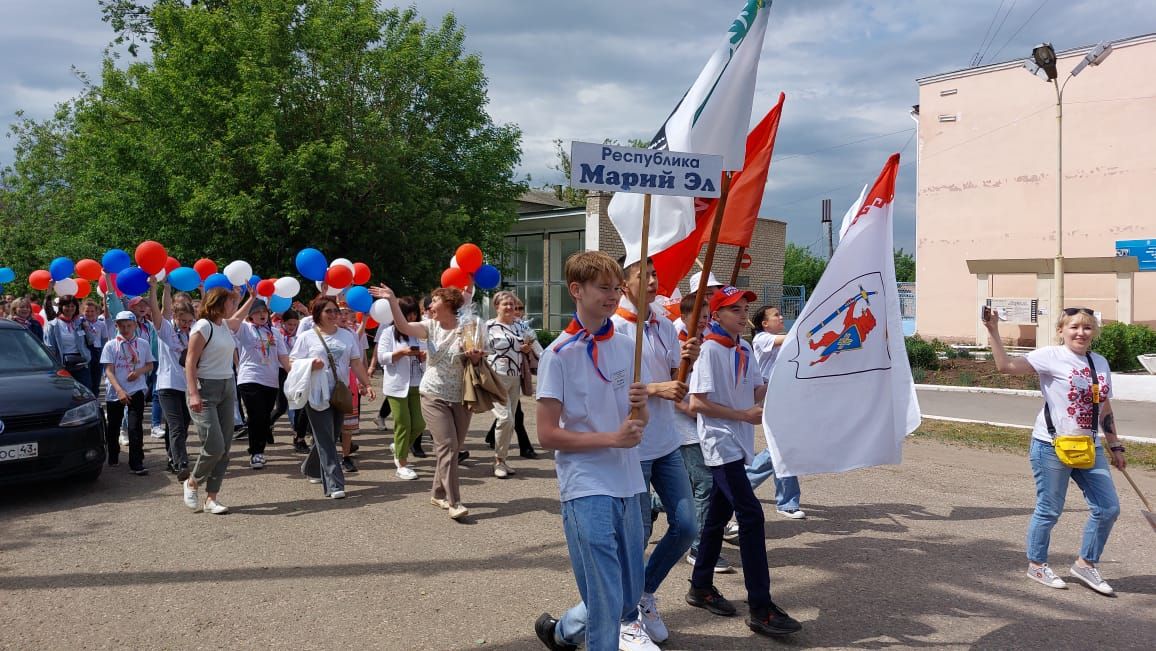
[1062,307,1094,317]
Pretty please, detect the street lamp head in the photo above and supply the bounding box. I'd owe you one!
[1032,43,1059,80]
[1072,40,1114,76]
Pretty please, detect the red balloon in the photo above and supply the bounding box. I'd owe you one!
[256,279,277,297]
[75,259,102,282]
[164,256,180,274]
[454,243,483,274]
[325,265,353,289]
[441,267,472,290]
[135,240,168,275]
[193,258,217,280]
[75,278,92,299]
[98,276,107,295]
[29,270,52,291]
[364,316,379,330]
[352,262,371,285]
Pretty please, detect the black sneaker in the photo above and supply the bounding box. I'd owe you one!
[176,465,190,482]
[748,602,802,637]
[686,583,737,616]
[293,438,310,454]
[519,448,539,460]
[349,443,360,455]
[129,466,149,476]
[410,440,427,458]
[342,456,359,474]
[457,450,470,465]
[533,613,577,651]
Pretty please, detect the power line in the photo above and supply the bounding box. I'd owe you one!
[988,0,1050,63]
[774,127,915,162]
[977,0,1018,66]
[971,0,1007,67]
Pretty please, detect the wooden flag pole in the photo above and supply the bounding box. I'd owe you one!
[729,245,747,286]
[631,194,652,420]
[677,171,733,383]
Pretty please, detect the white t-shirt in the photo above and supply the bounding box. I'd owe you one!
[100,335,155,400]
[291,327,358,391]
[690,337,764,466]
[190,319,237,380]
[155,319,189,392]
[1026,346,1112,443]
[536,324,645,502]
[611,300,682,461]
[752,331,782,381]
[378,326,426,398]
[236,322,288,388]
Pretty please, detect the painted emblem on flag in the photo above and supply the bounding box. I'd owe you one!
[790,272,891,379]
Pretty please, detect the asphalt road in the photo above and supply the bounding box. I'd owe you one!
[3,395,1155,650]
[917,389,1156,440]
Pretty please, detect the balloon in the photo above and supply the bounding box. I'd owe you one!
[224,260,253,287]
[193,258,218,280]
[352,262,371,285]
[315,280,342,296]
[474,264,502,291]
[102,249,131,274]
[331,257,355,273]
[75,259,101,281]
[256,279,277,297]
[273,276,300,298]
[135,241,167,275]
[165,256,180,274]
[268,294,291,313]
[98,275,108,296]
[203,273,232,292]
[29,270,52,291]
[345,286,373,313]
[248,274,261,289]
[369,298,394,327]
[454,243,484,273]
[364,317,379,330]
[168,267,200,292]
[449,256,460,269]
[116,267,150,296]
[75,278,92,299]
[54,278,79,296]
[295,248,328,281]
[0,267,15,284]
[441,267,472,290]
[49,257,75,281]
[325,265,353,289]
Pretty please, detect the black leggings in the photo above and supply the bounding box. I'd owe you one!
[238,383,279,455]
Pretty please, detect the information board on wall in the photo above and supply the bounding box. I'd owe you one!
[1116,239,1156,271]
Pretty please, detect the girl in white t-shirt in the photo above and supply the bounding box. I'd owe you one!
[984,306,1126,595]
[148,283,196,479]
[377,296,426,480]
[236,300,291,471]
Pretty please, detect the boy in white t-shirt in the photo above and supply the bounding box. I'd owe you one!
[687,287,801,638]
[100,311,155,475]
[533,251,654,651]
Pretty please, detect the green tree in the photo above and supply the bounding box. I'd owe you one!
[783,243,826,296]
[1,0,523,295]
[894,248,916,282]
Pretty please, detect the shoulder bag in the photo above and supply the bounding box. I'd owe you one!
[315,327,354,414]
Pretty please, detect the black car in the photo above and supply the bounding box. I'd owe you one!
[0,319,105,485]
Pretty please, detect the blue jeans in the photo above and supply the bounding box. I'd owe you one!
[1026,438,1119,564]
[638,450,697,597]
[746,448,802,511]
[556,494,645,651]
[679,443,714,552]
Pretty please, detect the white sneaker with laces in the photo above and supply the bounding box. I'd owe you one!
[637,593,668,644]
[723,521,740,542]
[1027,564,1067,589]
[619,620,659,651]
[204,499,229,515]
[182,479,200,511]
[150,425,166,439]
[250,454,265,469]
[777,508,807,520]
[494,461,510,478]
[1070,563,1114,595]
[396,466,418,480]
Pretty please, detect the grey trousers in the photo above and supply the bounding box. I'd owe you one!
[157,388,190,468]
[301,404,345,496]
[189,377,236,494]
[420,394,471,505]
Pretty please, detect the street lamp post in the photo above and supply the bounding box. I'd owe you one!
[1025,41,1113,343]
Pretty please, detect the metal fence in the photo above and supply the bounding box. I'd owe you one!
[761,283,916,335]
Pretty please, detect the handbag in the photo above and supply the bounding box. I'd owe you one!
[520,347,538,395]
[1044,353,1100,470]
[315,327,354,414]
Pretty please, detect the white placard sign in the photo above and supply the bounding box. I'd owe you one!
[569,141,723,198]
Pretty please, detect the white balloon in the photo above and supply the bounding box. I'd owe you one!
[273,276,300,298]
[331,258,355,273]
[369,299,394,327]
[316,280,342,296]
[224,260,253,287]
[54,278,78,296]
[450,256,460,269]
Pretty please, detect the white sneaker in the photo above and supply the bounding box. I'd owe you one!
[431,497,451,510]
[777,508,807,520]
[619,620,659,651]
[307,477,323,484]
[449,503,469,520]
[182,479,200,511]
[150,425,166,439]
[1027,564,1067,589]
[118,431,129,447]
[373,415,387,430]
[638,593,668,643]
[250,454,265,469]
[396,466,418,480]
[494,461,510,478]
[389,442,396,457]
[723,520,740,542]
[204,499,229,515]
[330,490,346,500]
[1070,563,1114,595]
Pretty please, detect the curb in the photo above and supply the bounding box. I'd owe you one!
[915,384,1040,397]
[922,415,1156,445]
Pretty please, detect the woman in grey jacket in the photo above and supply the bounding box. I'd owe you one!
[44,296,92,381]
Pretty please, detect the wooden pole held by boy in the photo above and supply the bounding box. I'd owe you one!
[631,194,652,419]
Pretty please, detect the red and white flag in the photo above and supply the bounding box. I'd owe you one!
[762,154,921,477]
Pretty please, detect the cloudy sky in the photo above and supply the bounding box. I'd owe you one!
[3,0,1154,254]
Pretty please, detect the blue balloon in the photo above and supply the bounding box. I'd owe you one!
[248,274,261,288]
[49,257,75,281]
[295,248,328,282]
[168,267,200,292]
[203,273,233,292]
[268,295,291,314]
[0,267,15,284]
[116,267,150,297]
[474,264,502,291]
[345,286,373,313]
[102,249,131,274]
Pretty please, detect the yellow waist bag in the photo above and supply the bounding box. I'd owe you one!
[1044,353,1100,470]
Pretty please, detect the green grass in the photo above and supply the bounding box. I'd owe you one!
[914,419,1156,470]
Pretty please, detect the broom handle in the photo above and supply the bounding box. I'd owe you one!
[1116,465,1154,512]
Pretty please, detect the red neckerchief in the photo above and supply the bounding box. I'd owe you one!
[554,313,615,383]
[115,335,140,367]
[704,321,748,386]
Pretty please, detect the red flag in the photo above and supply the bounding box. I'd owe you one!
[653,92,786,296]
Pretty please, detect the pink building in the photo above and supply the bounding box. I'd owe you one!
[914,33,1156,345]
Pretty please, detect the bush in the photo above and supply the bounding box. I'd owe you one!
[535,329,559,348]
[911,367,927,384]
[905,335,939,370]
[1093,322,1156,371]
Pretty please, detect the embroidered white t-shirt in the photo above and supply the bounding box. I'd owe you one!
[690,337,764,466]
[100,335,154,400]
[1026,345,1112,443]
[236,322,288,388]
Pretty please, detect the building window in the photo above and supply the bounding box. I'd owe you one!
[548,231,585,331]
[504,234,545,328]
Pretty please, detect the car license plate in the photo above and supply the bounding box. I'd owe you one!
[0,442,38,462]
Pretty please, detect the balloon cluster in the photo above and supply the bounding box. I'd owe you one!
[294,248,390,326]
[442,243,501,291]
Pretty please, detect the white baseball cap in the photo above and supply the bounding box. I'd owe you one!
[687,271,723,290]
[114,310,137,322]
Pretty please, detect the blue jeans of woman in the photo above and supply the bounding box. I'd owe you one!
[1026,438,1119,564]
